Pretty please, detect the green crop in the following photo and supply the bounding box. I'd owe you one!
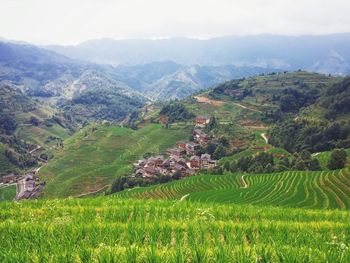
[1,197,350,262]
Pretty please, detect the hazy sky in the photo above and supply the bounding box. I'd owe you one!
[1,0,350,45]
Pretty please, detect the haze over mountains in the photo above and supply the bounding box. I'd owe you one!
[47,33,350,75]
[1,33,350,109]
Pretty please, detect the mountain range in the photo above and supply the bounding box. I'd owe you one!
[1,33,350,114]
[0,40,279,103]
[47,33,350,75]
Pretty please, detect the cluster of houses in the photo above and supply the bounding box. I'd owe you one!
[133,116,218,180]
[15,173,45,200]
[2,174,17,184]
[1,171,45,200]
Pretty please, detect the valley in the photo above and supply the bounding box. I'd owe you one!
[1,45,350,262]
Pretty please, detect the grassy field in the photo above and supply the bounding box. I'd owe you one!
[39,123,190,198]
[0,185,16,201]
[118,167,350,209]
[1,197,350,262]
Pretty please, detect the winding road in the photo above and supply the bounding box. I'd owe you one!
[241,175,248,188]
[261,133,269,144]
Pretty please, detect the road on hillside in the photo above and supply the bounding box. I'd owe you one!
[232,102,262,113]
[261,133,269,144]
[29,145,42,154]
[241,175,248,188]
[16,178,26,198]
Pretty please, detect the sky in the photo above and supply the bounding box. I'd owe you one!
[1,0,350,45]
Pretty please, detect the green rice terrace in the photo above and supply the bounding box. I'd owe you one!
[1,197,350,262]
[118,168,350,210]
[38,123,190,198]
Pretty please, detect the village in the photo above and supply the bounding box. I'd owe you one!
[1,169,45,201]
[132,115,218,181]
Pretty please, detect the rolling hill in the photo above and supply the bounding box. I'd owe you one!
[0,85,78,176]
[38,123,190,197]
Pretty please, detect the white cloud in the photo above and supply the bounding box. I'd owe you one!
[0,0,350,45]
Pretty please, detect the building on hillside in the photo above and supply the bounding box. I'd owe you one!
[167,148,185,158]
[201,154,217,169]
[177,140,187,150]
[154,155,165,167]
[189,156,200,169]
[134,159,147,168]
[193,129,209,145]
[186,142,200,154]
[2,174,17,184]
[195,116,210,127]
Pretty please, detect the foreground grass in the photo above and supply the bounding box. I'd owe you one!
[39,124,189,198]
[0,197,349,262]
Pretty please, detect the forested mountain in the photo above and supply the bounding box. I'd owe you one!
[0,41,146,120]
[47,33,350,75]
[209,71,350,153]
[0,85,78,175]
[0,40,280,101]
[113,61,277,100]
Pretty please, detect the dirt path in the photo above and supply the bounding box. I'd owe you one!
[232,102,262,113]
[261,133,269,144]
[73,185,111,198]
[180,194,190,201]
[16,178,26,198]
[195,96,262,113]
[194,96,224,106]
[241,175,248,188]
[0,183,17,189]
[29,145,41,154]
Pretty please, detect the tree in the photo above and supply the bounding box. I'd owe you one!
[0,114,17,135]
[327,149,347,170]
[223,161,230,171]
[308,159,321,171]
[230,161,238,172]
[172,171,182,180]
[279,156,290,168]
[213,145,226,160]
[219,136,229,147]
[300,150,312,161]
[111,176,128,193]
[294,158,307,171]
[30,116,40,126]
[205,116,218,132]
[237,156,252,172]
[206,143,217,155]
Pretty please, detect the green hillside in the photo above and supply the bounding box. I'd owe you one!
[39,123,190,198]
[0,85,78,176]
[118,167,350,209]
[0,185,16,201]
[1,197,350,262]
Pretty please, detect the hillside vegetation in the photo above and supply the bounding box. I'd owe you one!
[0,85,77,176]
[39,123,190,197]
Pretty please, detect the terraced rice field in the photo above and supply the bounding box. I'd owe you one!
[118,168,350,209]
[39,123,189,198]
[1,198,350,262]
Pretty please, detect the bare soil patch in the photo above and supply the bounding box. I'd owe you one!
[195,96,224,106]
